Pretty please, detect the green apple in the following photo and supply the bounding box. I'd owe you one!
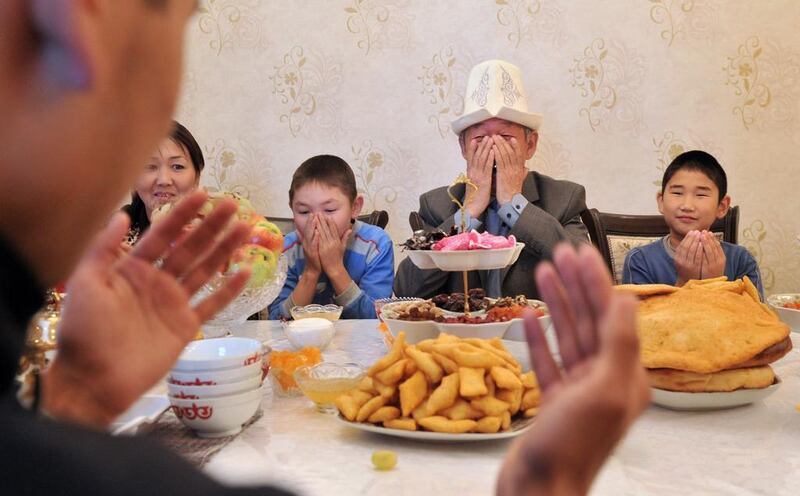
[230,243,278,288]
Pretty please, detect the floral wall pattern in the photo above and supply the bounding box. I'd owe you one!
[176,0,800,295]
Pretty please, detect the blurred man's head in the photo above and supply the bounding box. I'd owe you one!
[0,0,197,285]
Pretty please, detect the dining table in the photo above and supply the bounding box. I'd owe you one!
[191,320,800,496]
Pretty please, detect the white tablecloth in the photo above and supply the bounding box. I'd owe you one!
[203,320,800,496]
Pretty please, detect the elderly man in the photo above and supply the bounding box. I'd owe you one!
[395,60,589,300]
[0,3,647,494]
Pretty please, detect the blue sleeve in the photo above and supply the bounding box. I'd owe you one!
[497,193,529,229]
[268,256,301,320]
[340,235,395,319]
[739,249,765,301]
[622,248,656,285]
[453,209,483,232]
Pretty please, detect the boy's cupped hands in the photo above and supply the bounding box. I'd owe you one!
[675,230,726,285]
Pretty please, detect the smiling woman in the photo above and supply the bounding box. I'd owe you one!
[122,121,205,244]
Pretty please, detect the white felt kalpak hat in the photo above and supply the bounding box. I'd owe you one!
[451,59,543,135]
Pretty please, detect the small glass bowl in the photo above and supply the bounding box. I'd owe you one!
[373,297,424,322]
[290,304,343,321]
[293,362,365,413]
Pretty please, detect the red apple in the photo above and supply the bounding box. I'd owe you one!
[249,218,284,255]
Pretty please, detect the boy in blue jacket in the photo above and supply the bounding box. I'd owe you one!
[269,155,394,319]
[622,150,763,299]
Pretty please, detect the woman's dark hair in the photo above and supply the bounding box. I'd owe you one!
[661,150,727,202]
[125,121,204,233]
[289,155,358,204]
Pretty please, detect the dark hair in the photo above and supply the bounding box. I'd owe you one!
[289,155,358,204]
[661,150,727,202]
[126,121,204,232]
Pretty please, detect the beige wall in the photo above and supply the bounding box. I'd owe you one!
[177,0,800,295]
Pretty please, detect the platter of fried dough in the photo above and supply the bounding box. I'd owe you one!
[617,277,791,411]
[335,332,539,441]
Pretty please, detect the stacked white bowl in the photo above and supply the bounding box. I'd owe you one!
[167,337,266,438]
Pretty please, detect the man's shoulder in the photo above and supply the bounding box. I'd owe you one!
[418,186,458,219]
[532,172,585,196]
[420,186,454,205]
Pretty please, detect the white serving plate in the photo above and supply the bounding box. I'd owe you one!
[650,378,782,411]
[110,394,170,436]
[383,298,551,344]
[503,314,552,341]
[434,320,510,339]
[767,294,800,332]
[406,243,525,272]
[404,250,439,270]
[336,414,534,441]
[383,318,440,344]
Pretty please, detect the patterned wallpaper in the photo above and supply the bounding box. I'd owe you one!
[176,0,800,295]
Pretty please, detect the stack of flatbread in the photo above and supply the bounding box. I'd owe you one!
[616,277,791,392]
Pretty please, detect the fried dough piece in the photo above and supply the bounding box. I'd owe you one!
[431,352,459,374]
[368,332,406,375]
[459,367,487,397]
[520,371,538,389]
[470,396,510,417]
[368,406,401,424]
[356,396,388,422]
[497,387,523,415]
[398,370,427,417]
[405,346,444,383]
[731,337,792,368]
[384,417,417,431]
[521,388,541,411]
[648,365,776,392]
[336,394,361,421]
[615,283,679,297]
[452,344,506,368]
[474,416,502,434]
[373,379,396,399]
[374,359,408,386]
[491,366,522,390]
[426,372,459,415]
[439,399,484,420]
[418,416,477,434]
[637,284,789,373]
[349,390,375,407]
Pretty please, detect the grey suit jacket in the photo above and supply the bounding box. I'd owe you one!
[394,171,589,299]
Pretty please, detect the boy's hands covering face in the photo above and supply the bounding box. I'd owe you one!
[301,214,322,276]
[317,215,351,276]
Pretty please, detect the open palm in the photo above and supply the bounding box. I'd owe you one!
[43,191,250,427]
[498,244,650,495]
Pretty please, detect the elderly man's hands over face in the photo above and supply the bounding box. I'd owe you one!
[497,244,650,496]
[42,190,251,428]
[492,135,528,205]
[464,135,494,219]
